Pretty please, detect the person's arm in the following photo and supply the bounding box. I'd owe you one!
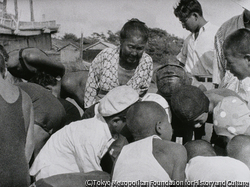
[176,37,188,66]
[21,90,35,163]
[172,145,187,182]
[22,48,65,77]
[84,51,103,109]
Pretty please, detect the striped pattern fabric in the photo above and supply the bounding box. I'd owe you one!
[213,13,245,84]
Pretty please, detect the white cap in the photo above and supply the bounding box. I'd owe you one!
[98,85,139,117]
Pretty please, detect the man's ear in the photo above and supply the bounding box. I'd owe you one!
[155,121,162,135]
[192,12,199,20]
[245,54,250,66]
[110,116,126,134]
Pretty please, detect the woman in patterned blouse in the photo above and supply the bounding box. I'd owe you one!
[84,18,153,109]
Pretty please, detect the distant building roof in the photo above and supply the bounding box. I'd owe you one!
[83,41,117,51]
[52,38,80,51]
[52,38,70,50]
[58,43,79,51]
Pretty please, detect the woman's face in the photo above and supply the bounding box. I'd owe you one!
[120,33,147,65]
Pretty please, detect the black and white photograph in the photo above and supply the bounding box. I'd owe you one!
[0,0,250,186]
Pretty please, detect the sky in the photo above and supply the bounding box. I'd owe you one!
[6,0,243,39]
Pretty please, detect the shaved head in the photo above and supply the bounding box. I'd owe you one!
[227,135,250,169]
[126,101,170,141]
[184,140,216,161]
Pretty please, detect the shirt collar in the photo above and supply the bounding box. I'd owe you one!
[202,21,211,31]
[191,21,210,39]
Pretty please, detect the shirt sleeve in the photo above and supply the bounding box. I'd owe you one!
[127,54,153,96]
[176,38,188,65]
[84,51,104,109]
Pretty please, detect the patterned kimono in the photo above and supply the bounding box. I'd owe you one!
[84,47,153,108]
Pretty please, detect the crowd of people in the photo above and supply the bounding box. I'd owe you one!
[1,0,250,186]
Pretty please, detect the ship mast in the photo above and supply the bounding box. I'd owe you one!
[2,0,6,17]
[14,0,18,20]
[29,0,34,21]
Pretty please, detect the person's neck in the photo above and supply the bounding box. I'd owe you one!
[193,18,207,39]
[119,58,138,70]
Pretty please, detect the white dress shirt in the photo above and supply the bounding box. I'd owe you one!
[30,105,114,180]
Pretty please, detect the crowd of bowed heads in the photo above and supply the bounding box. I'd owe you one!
[2,0,250,186]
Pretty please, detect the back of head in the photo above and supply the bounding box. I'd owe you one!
[0,53,5,76]
[184,140,216,161]
[174,0,203,20]
[120,18,149,43]
[126,101,168,141]
[227,134,250,168]
[28,71,58,87]
[156,63,191,100]
[223,29,250,57]
[141,93,172,123]
[171,85,209,123]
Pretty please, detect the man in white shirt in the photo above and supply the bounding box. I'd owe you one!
[30,85,139,181]
[174,0,218,90]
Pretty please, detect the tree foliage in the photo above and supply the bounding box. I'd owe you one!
[62,33,79,43]
[146,28,183,64]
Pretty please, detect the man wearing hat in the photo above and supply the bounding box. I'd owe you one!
[214,0,250,86]
[30,85,139,181]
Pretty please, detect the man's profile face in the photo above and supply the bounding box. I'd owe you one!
[225,49,249,80]
[179,13,198,33]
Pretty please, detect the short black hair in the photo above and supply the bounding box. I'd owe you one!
[174,0,203,20]
[28,71,58,87]
[0,54,5,75]
[0,45,9,62]
[120,18,149,43]
[223,29,250,57]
